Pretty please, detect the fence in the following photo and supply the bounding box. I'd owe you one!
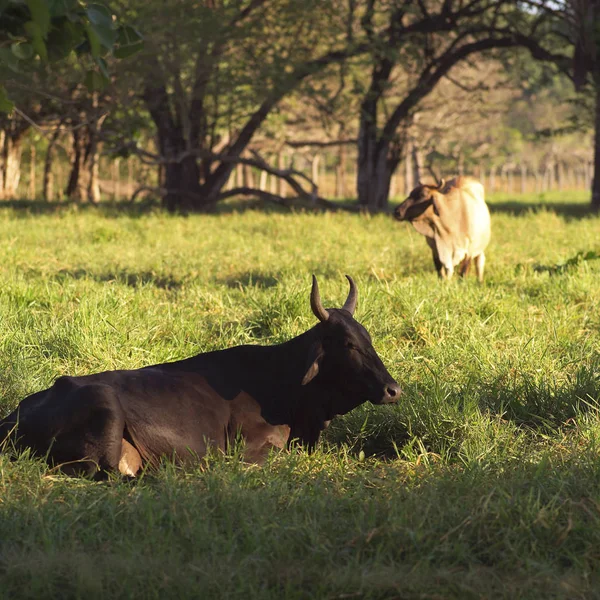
[12,144,595,203]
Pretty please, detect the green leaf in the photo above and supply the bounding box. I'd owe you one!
[26,0,51,37]
[90,21,117,49]
[84,69,107,92]
[114,40,143,59]
[0,48,21,72]
[24,20,48,61]
[95,55,109,79]
[48,0,78,18]
[114,25,143,59]
[85,23,101,57]
[46,20,83,61]
[117,25,142,44]
[86,3,113,27]
[0,86,14,113]
[11,42,34,60]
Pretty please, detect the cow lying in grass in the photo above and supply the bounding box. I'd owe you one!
[0,276,400,477]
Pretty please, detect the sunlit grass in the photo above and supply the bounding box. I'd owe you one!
[0,193,599,598]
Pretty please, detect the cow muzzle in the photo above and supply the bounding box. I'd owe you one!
[394,203,408,221]
[379,382,401,404]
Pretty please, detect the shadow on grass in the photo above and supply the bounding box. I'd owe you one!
[218,270,280,289]
[529,250,600,275]
[0,197,362,218]
[488,200,596,220]
[327,355,600,462]
[477,359,600,430]
[0,199,163,218]
[53,268,185,290]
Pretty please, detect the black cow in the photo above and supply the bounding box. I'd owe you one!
[0,276,400,477]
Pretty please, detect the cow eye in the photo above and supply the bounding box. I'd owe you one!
[345,341,357,350]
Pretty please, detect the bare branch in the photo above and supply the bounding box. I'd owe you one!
[285,139,357,148]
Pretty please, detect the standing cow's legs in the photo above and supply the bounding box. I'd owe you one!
[459,257,472,278]
[474,253,486,283]
[427,239,445,278]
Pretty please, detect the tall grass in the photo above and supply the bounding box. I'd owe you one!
[0,193,599,598]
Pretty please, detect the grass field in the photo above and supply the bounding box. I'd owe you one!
[1,191,599,599]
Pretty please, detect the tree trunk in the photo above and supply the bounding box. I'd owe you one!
[412,144,426,184]
[592,77,600,210]
[143,83,204,211]
[163,155,203,212]
[66,127,85,201]
[29,145,36,199]
[356,55,396,211]
[335,142,346,198]
[43,126,60,201]
[357,144,398,210]
[113,159,121,200]
[128,157,133,194]
[356,97,402,210]
[47,172,54,201]
[87,138,101,205]
[1,133,23,199]
[65,122,102,204]
[404,141,414,195]
[56,162,63,201]
[311,154,320,191]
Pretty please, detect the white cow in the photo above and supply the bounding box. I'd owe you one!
[394,176,491,282]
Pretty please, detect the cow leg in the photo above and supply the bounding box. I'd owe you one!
[46,384,130,477]
[426,238,444,278]
[474,253,486,283]
[119,438,143,476]
[8,384,133,478]
[227,418,290,465]
[459,257,472,278]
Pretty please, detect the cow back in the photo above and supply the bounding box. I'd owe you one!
[434,176,490,258]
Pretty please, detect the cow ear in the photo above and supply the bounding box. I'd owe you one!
[301,343,324,385]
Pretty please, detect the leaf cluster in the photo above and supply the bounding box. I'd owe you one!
[0,0,143,110]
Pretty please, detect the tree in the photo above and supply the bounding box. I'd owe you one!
[116,0,377,211]
[482,0,600,208]
[570,0,600,208]
[343,0,571,210]
[0,0,143,110]
[0,0,143,201]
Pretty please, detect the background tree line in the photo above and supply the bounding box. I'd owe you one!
[0,0,597,212]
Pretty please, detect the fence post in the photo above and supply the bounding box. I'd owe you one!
[520,163,527,194]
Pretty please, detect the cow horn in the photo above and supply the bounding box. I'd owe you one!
[310,275,329,322]
[341,275,357,315]
[439,178,445,189]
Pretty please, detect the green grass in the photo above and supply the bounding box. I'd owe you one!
[1,193,600,598]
